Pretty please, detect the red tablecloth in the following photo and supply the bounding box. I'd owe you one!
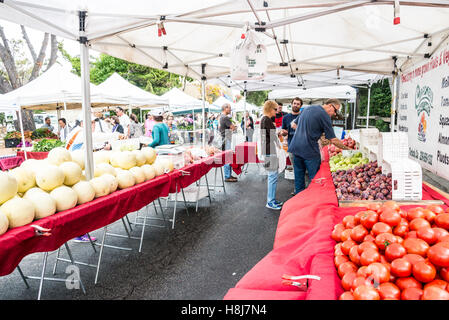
[224,148,449,300]
[0,174,173,277]
[0,156,24,171]
[232,142,260,175]
[16,151,49,160]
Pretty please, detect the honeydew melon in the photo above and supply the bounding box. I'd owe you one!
[72,181,96,205]
[24,191,56,219]
[89,177,110,198]
[116,169,135,189]
[35,165,64,191]
[50,186,78,212]
[9,167,35,193]
[141,164,156,181]
[59,161,83,186]
[0,197,35,228]
[0,171,18,205]
[129,166,145,184]
[141,147,157,164]
[47,147,72,166]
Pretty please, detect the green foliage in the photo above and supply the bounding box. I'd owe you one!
[375,119,390,132]
[358,79,392,118]
[244,90,268,107]
[32,138,65,152]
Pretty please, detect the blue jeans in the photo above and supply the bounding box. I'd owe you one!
[293,155,321,194]
[267,170,278,204]
[223,139,232,179]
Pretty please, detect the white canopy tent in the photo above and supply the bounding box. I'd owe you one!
[3,0,449,176]
[161,87,204,110]
[269,85,357,102]
[95,72,168,107]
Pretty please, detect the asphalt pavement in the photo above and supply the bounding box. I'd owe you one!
[0,165,297,300]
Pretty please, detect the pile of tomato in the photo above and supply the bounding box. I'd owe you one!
[333,201,449,300]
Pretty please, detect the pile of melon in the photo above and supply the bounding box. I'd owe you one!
[0,146,174,236]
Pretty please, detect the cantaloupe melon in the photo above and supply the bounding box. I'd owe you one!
[35,165,64,191]
[9,167,35,193]
[129,166,145,184]
[0,210,8,235]
[59,161,82,186]
[152,162,165,176]
[94,163,116,177]
[24,187,46,198]
[132,150,146,167]
[141,147,157,164]
[0,197,35,228]
[101,174,118,193]
[116,170,135,189]
[50,186,78,212]
[47,147,72,166]
[70,149,85,170]
[110,151,137,170]
[141,164,156,181]
[90,177,110,198]
[72,181,95,205]
[0,171,18,205]
[93,150,111,164]
[24,191,56,219]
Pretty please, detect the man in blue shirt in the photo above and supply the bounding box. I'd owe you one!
[288,98,349,195]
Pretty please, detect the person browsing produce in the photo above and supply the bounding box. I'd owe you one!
[148,111,169,148]
[219,103,238,182]
[288,98,350,195]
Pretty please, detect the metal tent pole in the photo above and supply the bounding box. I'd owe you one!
[202,78,206,148]
[243,81,247,142]
[79,11,94,180]
[16,106,27,160]
[366,84,371,128]
[391,74,400,132]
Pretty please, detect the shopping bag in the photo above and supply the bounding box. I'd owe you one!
[231,30,267,80]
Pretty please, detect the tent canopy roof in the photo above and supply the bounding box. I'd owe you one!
[1,1,448,83]
[269,84,357,102]
[161,87,205,108]
[96,72,168,106]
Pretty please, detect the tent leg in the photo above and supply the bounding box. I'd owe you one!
[366,84,371,128]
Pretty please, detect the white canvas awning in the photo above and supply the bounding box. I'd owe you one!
[212,96,236,110]
[1,1,448,81]
[269,85,357,102]
[2,64,124,110]
[95,72,168,106]
[161,87,204,109]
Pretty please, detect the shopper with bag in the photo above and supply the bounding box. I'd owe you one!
[241,111,254,142]
[260,100,284,210]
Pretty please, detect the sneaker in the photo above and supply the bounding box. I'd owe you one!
[73,234,97,243]
[225,177,238,182]
[266,201,282,210]
[273,200,284,206]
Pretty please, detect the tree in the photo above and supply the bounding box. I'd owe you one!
[244,90,268,107]
[0,24,58,131]
[357,78,392,131]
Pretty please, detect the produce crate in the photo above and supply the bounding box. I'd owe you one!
[359,128,379,149]
[155,146,186,170]
[381,158,422,201]
[361,144,378,162]
[378,132,408,165]
[347,129,361,149]
[4,138,20,148]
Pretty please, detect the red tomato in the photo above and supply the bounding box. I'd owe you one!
[353,285,380,300]
[334,255,349,269]
[403,237,430,257]
[379,208,402,227]
[351,276,373,291]
[357,266,370,278]
[395,277,423,291]
[393,224,409,238]
[341,272,357,291]
[340,229,352,242]
[360,211,379,230]
[363,234,376,242]
[338,261,358,278]
[350,225,369,243]
[407,207,426,221]
[375,233,397,250]
[405,231,418,239]
[358,241,378,255]
[371,222,393,236]
[343,215,357,229]
[424,279,448,291]
[403,253,426,265]
[433,228,449,242]
[398,209,407,219]
[378,282,401,300]
[422,286,449,300]
[382,201,400,212]
[409,218,431,231]
[360,248,381,266]
[401,287,423,300]
[435,213,449,230]
[335,244,344,256]
[427,244,449,267]
[439,235,449,243]
[379,255,388,264]
[339,291,355,300]
[395,236,404,245]
[385,243,407,262]
[416,227,437,245]
[331,224,345,242]
[440,267,449,282]
[341,239,357,255]
[426,204,445,215]
[366,262,390,284]
[354,211,365,225]
[390,258,412,277]
[412,261,436,283]
[422,209,437,224]
[348,245,361,265]
[367,204,381,213]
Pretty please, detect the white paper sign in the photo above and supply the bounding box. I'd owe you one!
[398,40,449,181]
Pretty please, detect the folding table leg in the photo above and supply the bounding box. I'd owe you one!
[64,243,87,295]
[205,173,212,205]
[220,166,226,194]
[125,215,133,232]
[138,206,148,253]
[158,198,171,233]
[195,177,201,213]
[94,226,108,285]
[181,188,189,216]
[16,266,30,289]
[172,184,178,230]
[37,252,49,300]
[52,247,61,275]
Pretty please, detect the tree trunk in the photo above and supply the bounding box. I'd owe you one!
[13,110,36,132]
[0,25,20,89]
[29,32,49,81]
[45,34,58,71]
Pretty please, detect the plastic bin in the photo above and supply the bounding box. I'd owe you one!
[155,147,186,170]
[359,128,380,149]
[362,145,378,162]
[382,158,422,200]
[378,132,408,165]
